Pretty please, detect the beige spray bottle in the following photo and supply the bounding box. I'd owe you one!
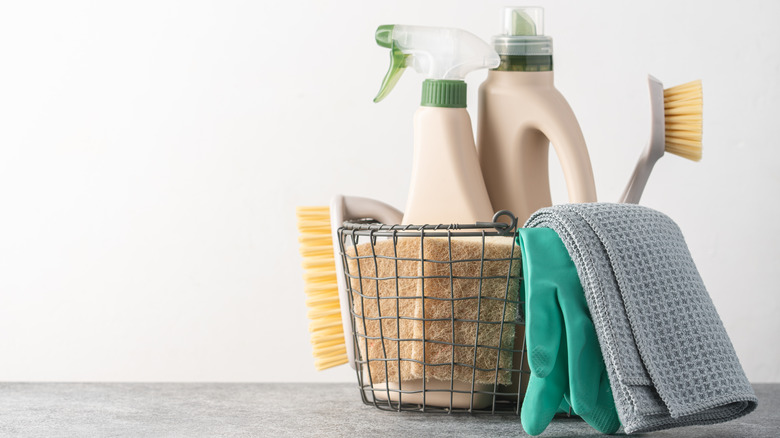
[477,7,597,225]
[374,25,498,225]
[371,24,501,409]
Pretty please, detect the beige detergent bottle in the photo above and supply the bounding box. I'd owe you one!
[372,24,500,408]
[477,6,598,402]
[477,7,597,225]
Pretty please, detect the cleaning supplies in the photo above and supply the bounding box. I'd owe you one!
[370,24,510,409]
[516,228,620,435]
[619,76,703,203]
[373,24,498,225]
[524,203,758,433]
[296,196,403,370]
[346,233,521,408]
[477,6,597,224]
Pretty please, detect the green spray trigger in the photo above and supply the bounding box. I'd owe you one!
[374,25,409,103]
[373,24,499,105]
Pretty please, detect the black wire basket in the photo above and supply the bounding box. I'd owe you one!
[337,211,529,414]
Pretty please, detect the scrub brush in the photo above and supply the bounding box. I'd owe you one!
[619,76,703,203]
[297,205,345,371]
[296,196,403,370]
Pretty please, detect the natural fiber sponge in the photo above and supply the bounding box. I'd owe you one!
[346,235,521,385]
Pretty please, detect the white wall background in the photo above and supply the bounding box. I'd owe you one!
[1,0,778,383]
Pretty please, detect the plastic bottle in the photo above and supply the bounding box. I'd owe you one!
[477,7,597,225]
[476,6,597,403]
[374,25,498,225]
[372,24,499,409]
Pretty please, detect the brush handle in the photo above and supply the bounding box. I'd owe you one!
[620,75,667,204]
[619,143,660,204]
[330,195,403,369]
[338,195,404,226]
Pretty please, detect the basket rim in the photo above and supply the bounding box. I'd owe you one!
[340,210,518,238]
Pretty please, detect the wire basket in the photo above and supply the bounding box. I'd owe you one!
[337,211,529,414]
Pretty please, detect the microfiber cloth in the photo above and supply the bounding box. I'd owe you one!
[524,202,757,434]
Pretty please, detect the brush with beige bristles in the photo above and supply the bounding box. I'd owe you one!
[620,76,703,203]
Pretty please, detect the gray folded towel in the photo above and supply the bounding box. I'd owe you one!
[524,203,757,434]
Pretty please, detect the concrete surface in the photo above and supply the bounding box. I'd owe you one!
[0,382,777,437]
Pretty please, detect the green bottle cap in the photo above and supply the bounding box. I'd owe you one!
[492,7,554,71]
[421,79,467,108]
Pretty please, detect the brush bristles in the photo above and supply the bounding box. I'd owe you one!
[296,206,349,371]
[664,79,703,161]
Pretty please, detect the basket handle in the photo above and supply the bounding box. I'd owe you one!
[476,210,518,236]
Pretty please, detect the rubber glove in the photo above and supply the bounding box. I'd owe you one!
[517,227,620,435]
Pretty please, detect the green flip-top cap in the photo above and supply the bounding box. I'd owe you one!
[492,7,553,72]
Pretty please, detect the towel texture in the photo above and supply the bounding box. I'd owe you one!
[524,203,757,434]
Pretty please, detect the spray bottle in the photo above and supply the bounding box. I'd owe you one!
[374,25,499,225]
[477,7,597,224]
[371,25,500,409]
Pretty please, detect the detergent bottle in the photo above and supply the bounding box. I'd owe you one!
[374,25,499,225]
[477,7,597,224]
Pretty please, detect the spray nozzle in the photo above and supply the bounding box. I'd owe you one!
[374,25,499,103]
[374,25,410,103]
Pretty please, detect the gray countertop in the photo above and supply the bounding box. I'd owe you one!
[0,382,777,437]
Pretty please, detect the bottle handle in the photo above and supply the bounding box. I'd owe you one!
[540,98,598,204]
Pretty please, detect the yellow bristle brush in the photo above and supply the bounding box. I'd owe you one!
[296,205,346,371]
[619,76,703,203]
[296,196,403,370]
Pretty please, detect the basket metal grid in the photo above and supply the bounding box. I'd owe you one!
[337,212,529,414]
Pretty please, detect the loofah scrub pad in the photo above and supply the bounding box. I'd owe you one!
[346,235,521,386]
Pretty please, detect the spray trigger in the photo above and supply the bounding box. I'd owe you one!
[374,26,409,103]
[373,24,499,104]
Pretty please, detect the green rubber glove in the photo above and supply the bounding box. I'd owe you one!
[517,228,620,435]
